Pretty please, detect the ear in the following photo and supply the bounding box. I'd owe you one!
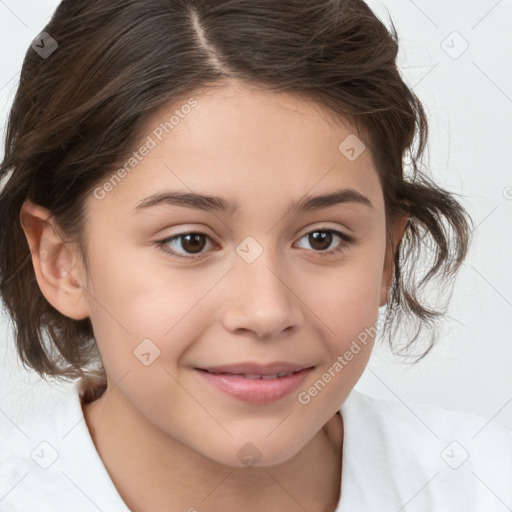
[19,199,90,320]
[379,214,409,307]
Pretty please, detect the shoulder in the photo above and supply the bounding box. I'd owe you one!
[0,379,129,512]
[0,382,85,511]
[339,389,512,510]
[345,388,512,441]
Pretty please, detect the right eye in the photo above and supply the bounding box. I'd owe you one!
[156,231,216,260]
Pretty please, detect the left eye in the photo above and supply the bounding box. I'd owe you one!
[295,229,354,256]
[156,228,355,260]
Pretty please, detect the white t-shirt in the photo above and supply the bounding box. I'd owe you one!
[0,378,511,512]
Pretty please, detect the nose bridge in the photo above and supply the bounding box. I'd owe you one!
[221,235,303,337]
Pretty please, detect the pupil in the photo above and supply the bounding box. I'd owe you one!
[310,231,331,251]
[182,234,206,254]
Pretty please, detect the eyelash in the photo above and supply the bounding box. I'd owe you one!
[155,227,356,261]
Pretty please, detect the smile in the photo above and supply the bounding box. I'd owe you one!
[194,363,314,404]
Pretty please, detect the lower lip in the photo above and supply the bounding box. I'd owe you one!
[195,368,313,404]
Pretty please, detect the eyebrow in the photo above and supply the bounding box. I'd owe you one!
[132,188,373,216]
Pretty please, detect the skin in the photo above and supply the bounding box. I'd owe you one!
[20,79,408,512]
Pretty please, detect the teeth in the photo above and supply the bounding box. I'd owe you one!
[248,372,293,379]
[205,370,294,378]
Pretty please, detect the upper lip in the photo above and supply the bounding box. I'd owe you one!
[197,362,314,375]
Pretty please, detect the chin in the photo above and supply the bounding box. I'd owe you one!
[197,436,304,469]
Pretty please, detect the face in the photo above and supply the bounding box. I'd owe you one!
[65,80,395,467]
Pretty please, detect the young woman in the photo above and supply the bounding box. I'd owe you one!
[0,1,510,511]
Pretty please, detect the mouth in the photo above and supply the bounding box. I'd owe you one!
[194,362,314,404]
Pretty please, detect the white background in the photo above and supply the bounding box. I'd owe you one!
[0,0,511,437]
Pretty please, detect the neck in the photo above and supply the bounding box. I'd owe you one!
[82,386,343,512]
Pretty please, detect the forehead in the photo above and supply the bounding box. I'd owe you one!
[88,81,383,219]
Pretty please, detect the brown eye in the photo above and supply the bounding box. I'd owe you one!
[178,233,207,254]
[295,228,355,259]
[307,231,333,251]
[158,232,213,259]
[157,227,355,261]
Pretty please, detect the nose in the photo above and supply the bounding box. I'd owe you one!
[220,249,305,340]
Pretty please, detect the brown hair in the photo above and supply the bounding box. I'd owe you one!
[0,0,473,403]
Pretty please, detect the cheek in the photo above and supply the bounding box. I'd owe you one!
[83,241,228,378]
[85,234,175,333]
[295,261,383,417]
[304,240,386,339]
[296,237,386,404]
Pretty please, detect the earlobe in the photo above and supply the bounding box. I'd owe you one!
[19,199,90,320]
[379,214,410,307]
